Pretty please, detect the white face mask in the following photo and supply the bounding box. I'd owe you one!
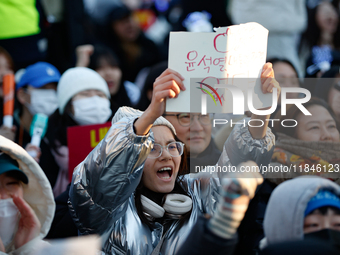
[0,198,19,248]
[72,96,112,126]
[26,89,58,116]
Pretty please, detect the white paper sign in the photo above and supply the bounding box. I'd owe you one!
[167,22,270,113]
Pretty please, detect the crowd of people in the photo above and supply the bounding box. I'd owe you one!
[0,0,340,254]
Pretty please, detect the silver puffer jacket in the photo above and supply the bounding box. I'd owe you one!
[69,117,275,255]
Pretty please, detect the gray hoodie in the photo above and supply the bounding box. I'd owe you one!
[263,176,340,246]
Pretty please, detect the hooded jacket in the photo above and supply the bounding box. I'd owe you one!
[263,176,340,247]
[0,135,55,255]
[69,116,274,255]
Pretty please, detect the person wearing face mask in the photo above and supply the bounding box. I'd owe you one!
[259,176,340,255]
[0,135,55,255]
[12,62,63,188]
[43,67,111,198]
[41,67,112,240]
[15,62,60,147]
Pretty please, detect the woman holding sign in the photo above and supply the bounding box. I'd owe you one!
[69,63,279,254]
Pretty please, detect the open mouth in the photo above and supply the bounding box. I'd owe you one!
[156,167,173,181]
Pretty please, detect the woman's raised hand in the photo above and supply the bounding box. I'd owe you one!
[148,68,185,119]
[75,45,94,67]
[134,69,185,135]
[261,62,281,100]
[249,62,281,139]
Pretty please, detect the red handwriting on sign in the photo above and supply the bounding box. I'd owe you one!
[195,55,228,73]
[185,50,198,71]
[213,28,229,53]
[185,51,265,74]
[184,25,266,74]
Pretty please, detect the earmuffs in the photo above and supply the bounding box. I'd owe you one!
[141,194,193,219]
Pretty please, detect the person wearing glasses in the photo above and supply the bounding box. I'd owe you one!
[69,64,279,254]
[163,112,221,172]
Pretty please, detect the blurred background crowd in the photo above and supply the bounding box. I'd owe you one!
[1,0,340,119]
[0,0,340,254]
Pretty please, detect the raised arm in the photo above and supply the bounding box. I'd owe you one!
[216,63,278,168]
[248,62,281,139]
[216,117,275,169]
[134,68,185,135]
[69,68,186,235]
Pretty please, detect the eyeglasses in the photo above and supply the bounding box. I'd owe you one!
[148,142,185,159]
[164,113,211,127]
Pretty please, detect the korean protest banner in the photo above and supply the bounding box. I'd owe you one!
[67,122,111,181]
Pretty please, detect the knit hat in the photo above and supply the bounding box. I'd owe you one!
[16,62,61,89]
[57,67,110,114]
[112,106,176,135]
[304,190,340,216]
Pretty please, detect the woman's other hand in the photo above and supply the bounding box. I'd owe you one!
[134,69,185,135]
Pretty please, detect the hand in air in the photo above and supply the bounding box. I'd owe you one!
[146,68,186,120]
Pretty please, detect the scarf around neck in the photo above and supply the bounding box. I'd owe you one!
[266,132,340,185]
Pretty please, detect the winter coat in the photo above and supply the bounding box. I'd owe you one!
[69,117,274,255]
[0,135,55,255]
[262,176,340,246]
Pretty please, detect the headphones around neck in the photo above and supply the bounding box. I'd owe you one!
[141,194,193,219]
